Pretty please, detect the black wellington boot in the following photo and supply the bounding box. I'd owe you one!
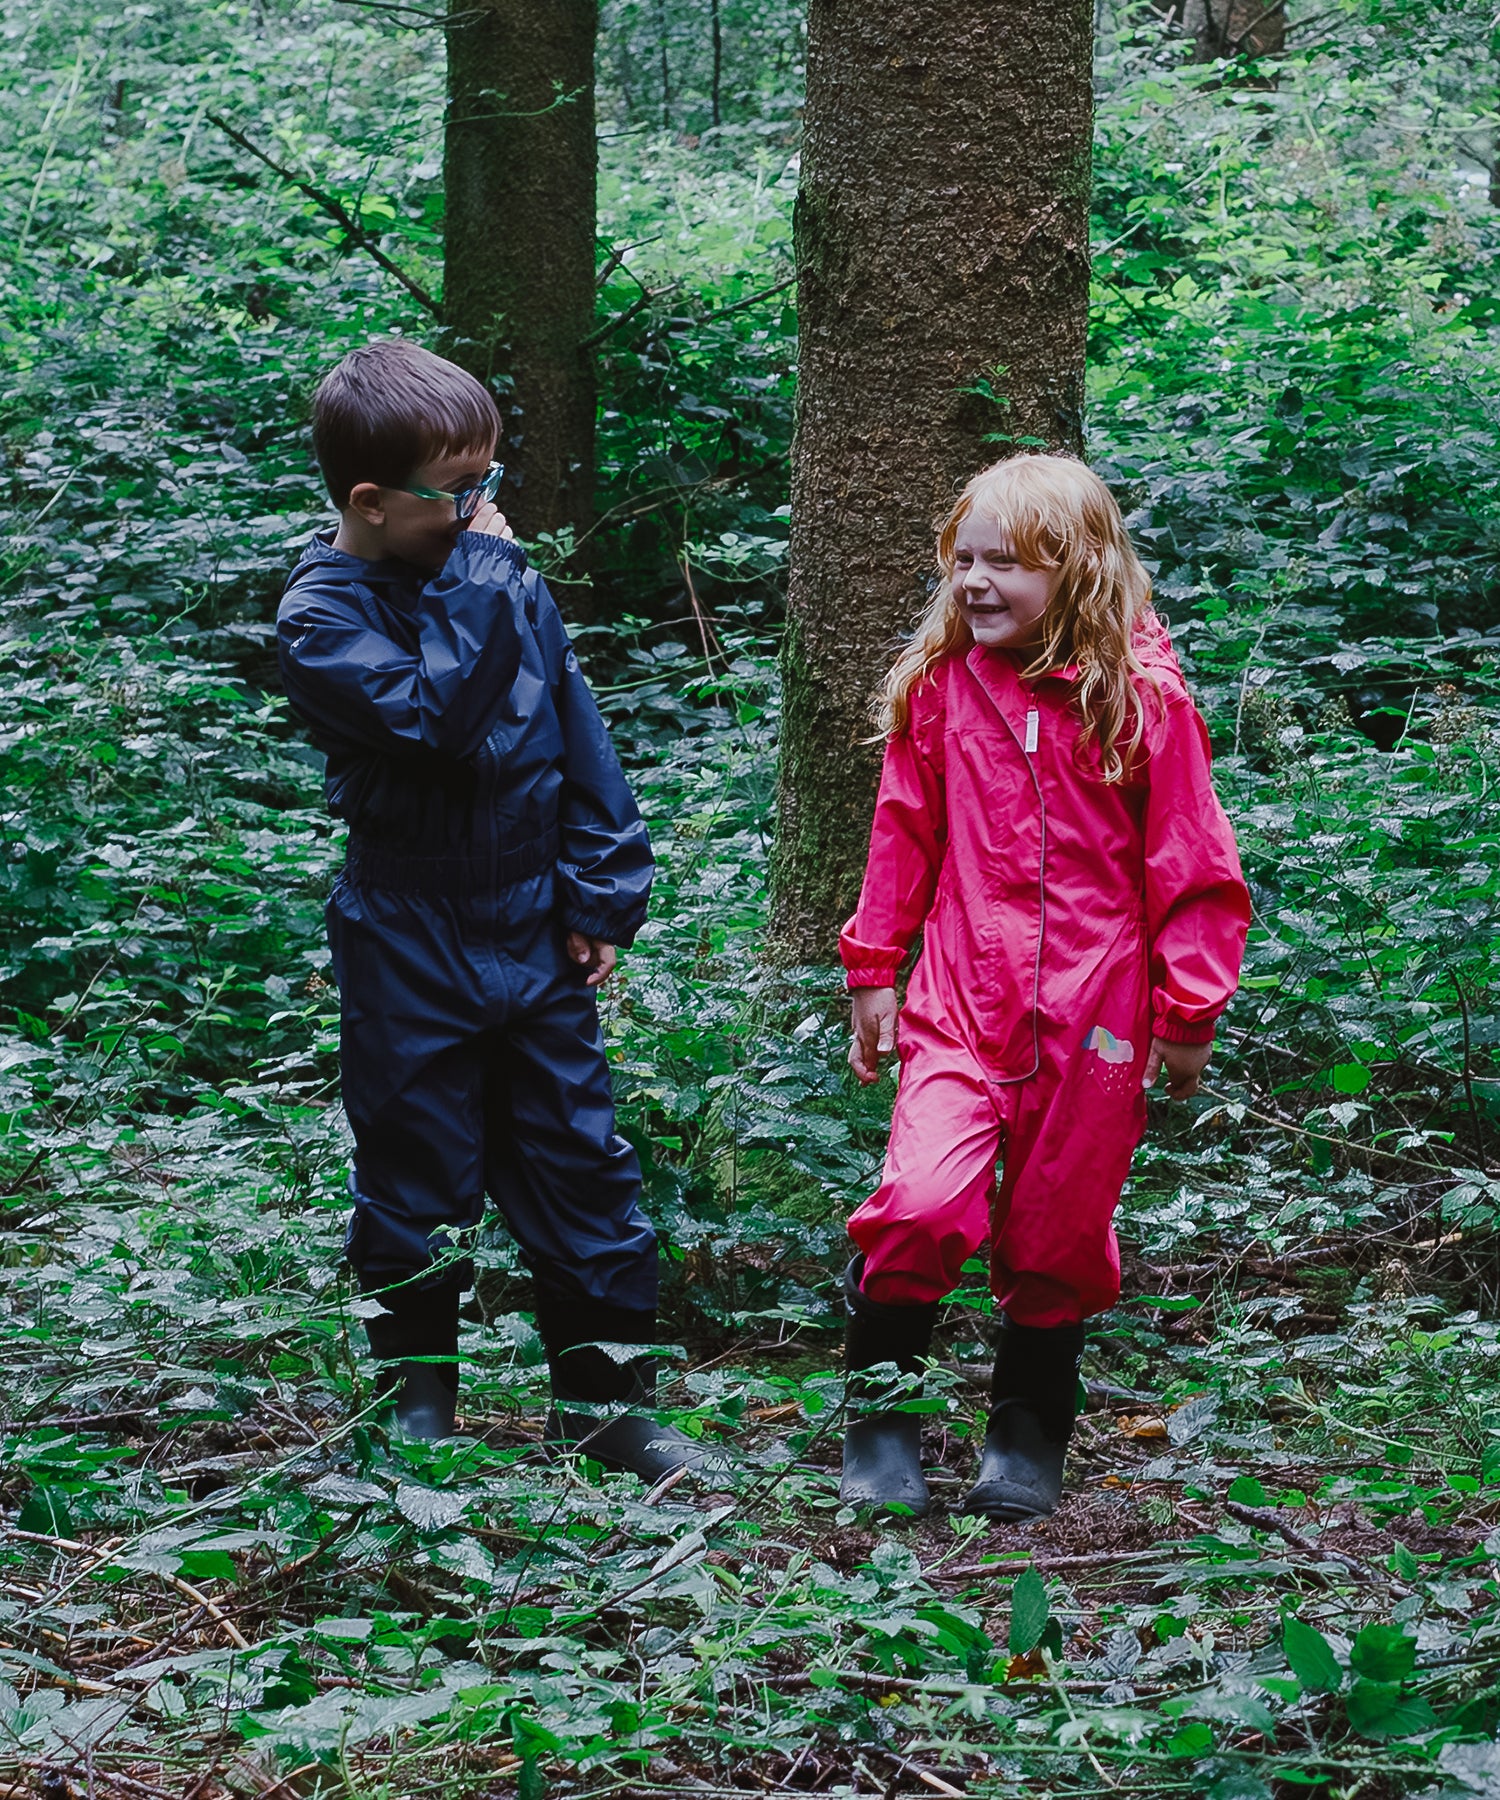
[535,1294,716,1485]
[365,1281,462,1441]
[957,1317,1085,1521]
[840,1258,940,1516]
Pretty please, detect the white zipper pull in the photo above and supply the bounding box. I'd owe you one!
[1024,705,1039,755]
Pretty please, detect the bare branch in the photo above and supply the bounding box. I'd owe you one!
[579,285,668,352]
[205,112,442,318]
[335,0,490,27]
[707,271,796,322]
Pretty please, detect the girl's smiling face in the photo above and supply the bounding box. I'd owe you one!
[952,511,1062,652]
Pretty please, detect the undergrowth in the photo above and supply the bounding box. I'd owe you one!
[4,0,1500,1795]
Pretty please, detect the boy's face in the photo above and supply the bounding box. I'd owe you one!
[951,513,1062,653]
[344,441,498,571]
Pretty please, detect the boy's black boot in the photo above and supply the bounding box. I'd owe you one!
[536,1294,714,1485]
[365,1281,462,1441]
[840,1258,940,1516]
[958,1317,1086,1521]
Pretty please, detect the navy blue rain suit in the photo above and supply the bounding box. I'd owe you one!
[277,529,659,1314]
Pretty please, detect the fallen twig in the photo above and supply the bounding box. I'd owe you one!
[2,1527,250,1650]
[1223,1499,1415,1597]
[940,1545,1183,1581]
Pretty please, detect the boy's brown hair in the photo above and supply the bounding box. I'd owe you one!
[312,338,501,508]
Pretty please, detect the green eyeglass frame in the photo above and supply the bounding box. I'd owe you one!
[399,460,505,523]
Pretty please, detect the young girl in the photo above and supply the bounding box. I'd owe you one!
[839,454,1250,1520]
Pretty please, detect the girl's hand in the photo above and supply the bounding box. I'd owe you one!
[849,987,897,1085]
[1142,1037,1213,1100]
[566,930,616,988]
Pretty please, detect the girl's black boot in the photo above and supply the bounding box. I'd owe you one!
[958,1317,1085,1520]
[840,1258,940,1516]
[536,1294,716,1484]
[365,1280,462,1441]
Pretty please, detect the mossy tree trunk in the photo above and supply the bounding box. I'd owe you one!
[770,0,1093,963]
[444,0,598,556]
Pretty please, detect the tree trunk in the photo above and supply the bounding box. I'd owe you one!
[1182,0,1286,60]
[710,0,723,128]
[770,0,1093,964]
[656,0,672,130]
[443,0,598,555]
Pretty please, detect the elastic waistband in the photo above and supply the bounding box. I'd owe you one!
[343,827,559,896]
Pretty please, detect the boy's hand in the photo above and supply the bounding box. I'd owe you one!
[566,931,616,988]
[1142,1037,1213,1100]
[467,500,514,540]
[849,986,897,1085]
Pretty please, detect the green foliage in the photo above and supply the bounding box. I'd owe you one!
[4,0,1500,1794]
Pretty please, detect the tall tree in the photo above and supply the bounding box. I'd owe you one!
[1182,0,1286,60]
[444,0,598,551]
[771,2,1094,961]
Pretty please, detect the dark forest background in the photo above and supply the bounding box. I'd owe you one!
[3,1,1500,1794]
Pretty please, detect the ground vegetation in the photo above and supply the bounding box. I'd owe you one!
[2,2,1500,1795]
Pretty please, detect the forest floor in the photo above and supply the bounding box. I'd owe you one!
[4,628,1500,1800]
[5,1226,1498,1800]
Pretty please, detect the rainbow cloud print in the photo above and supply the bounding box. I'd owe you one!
[1082,1025,1136,1065]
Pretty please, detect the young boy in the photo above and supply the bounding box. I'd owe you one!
[278,337,703,1481]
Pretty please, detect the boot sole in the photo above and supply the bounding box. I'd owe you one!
[839,1485,932,1518]
[956,1488,1056,1522]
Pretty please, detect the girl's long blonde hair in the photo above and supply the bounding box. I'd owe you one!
[877,454,1159,782]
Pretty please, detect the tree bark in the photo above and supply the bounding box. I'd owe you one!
[656,0,672,130]
[443,0,598,554]
[771,0,1093,963]
[710,0,723,128]
[1182,0,1286,61]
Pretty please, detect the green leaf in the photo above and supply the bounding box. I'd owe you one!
[1166,1722,1214,1758]
[1345,1677,1436,1739]
[16,1485,74,1539]
[1227,1475,1269,1507]
[176,1550,238,1583]
[1331,1062,1371,1094]
[395,1483,467,1533]
[1208,1776,1274,1800]
[1007,1567,1049,1656]
[1349,1623,1416,1683]
[1190,1689,1276,1734]
[518,1755,546,1800]
[1284,1618,1343,1694]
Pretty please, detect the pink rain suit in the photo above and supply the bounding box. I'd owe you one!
[840,633,1250,1327]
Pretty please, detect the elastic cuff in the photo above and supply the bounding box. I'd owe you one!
[455,530,528,571]
[562,911,632,947]
[844,965,901,991]
[1151,1015,1219,1045]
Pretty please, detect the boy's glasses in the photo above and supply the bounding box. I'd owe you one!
[399,460,505,523]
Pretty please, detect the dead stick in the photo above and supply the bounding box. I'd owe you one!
[940,1546,1178,1578]
[4,1523,250,1651]
[165,1575,251,1652]
[97,1771,178,1800]
[1223,1499,1414,1597]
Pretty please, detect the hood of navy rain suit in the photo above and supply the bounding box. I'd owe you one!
[275,530,653,946]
